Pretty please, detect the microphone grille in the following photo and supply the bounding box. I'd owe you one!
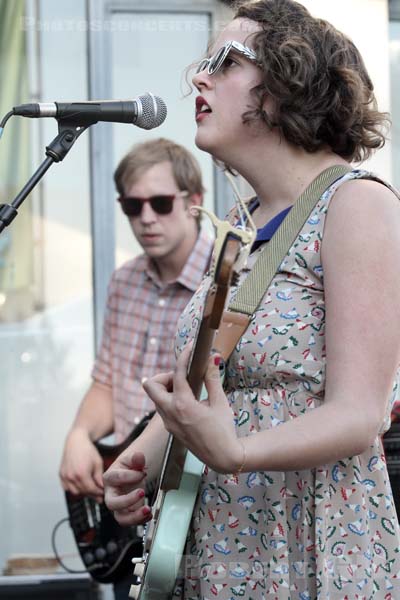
[136,93,167,130]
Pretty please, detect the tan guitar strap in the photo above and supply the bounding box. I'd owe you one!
[214,165,351,360]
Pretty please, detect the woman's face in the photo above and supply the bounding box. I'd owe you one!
[192,18,264,162]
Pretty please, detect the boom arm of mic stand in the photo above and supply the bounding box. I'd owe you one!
[0,121,89,234]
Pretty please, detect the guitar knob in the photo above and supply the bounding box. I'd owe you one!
[133,562,145,578]
[129,583,141,599]
[83,552,94,565]
[95,547,107,560]
[136,525,144,537]
[106,541,118,554]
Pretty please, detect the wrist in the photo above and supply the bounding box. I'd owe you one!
[233,438,246,476]
[68,426,92,443]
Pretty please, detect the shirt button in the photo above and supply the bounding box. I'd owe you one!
[158,298,165,307]
[149,337,157,346]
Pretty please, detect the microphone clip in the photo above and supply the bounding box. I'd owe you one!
[46,120,89,163]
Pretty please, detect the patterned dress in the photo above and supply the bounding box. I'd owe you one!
[175,170,400,600]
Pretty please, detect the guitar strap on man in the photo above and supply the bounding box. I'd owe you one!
[214,164,352,360]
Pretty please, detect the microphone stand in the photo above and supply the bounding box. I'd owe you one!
[0,120,90,234]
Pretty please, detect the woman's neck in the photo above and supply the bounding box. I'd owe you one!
[228,139,349,218]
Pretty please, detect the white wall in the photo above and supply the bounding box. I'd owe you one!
[390,20,400,189]
[302,0,392,178]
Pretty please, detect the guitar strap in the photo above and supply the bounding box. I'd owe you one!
[214,164,351,360]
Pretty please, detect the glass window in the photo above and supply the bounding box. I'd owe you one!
[109,10,214,265]
[0,0,93,578]
[0,3,222,596]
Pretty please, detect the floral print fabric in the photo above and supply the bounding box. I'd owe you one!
[176,170,400,600]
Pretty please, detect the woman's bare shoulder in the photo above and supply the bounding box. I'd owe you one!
[324,176,400,239]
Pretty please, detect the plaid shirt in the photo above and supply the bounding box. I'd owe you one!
[92,227,213,442]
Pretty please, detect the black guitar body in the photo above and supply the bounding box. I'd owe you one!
[65,412,154,583]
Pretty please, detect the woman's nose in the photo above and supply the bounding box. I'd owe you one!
[192,66,212,91]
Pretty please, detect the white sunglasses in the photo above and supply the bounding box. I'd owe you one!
[196,40,258,75]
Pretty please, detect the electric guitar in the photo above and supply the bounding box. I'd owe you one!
[129,228,247,600]
[65,412,154,583]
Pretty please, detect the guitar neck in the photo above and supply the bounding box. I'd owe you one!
[158,237,241,492]
[160,314,216,491]
[159,436,186,491]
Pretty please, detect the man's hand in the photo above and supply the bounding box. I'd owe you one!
[59,429,104,503]
[103,450,152,526]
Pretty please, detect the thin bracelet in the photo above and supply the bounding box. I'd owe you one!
[234,439,246,476]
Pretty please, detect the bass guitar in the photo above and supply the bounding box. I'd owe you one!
[130,212,253,600]
[65,412,154,583]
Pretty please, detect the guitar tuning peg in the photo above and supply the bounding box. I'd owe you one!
[129,583,141,599]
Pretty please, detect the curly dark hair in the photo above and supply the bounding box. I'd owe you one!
[234,0,389,162]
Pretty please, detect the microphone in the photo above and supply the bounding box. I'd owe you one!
[12,93,167,130]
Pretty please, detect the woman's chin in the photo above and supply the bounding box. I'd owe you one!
[195,133,225,161]
[194,133,211,153]
[195,130,218,151]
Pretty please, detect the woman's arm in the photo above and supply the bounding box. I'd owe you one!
[243,180,400,471]
[143,179,400,474]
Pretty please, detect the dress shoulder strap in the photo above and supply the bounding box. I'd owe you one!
[331,169,400,201]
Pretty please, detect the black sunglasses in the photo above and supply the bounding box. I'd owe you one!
[117,191,188,217]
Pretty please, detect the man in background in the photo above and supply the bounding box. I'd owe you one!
[59,138,213,598]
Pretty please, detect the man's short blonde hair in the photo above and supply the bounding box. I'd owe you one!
[114,137,205,197]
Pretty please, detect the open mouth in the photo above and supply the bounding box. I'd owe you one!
[195,96,212,119]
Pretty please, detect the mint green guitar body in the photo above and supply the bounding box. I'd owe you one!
[130,450,204,600]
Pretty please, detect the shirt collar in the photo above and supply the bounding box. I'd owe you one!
[145,226,213,291]
[249,198,292,251]
[178,226,214,291]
